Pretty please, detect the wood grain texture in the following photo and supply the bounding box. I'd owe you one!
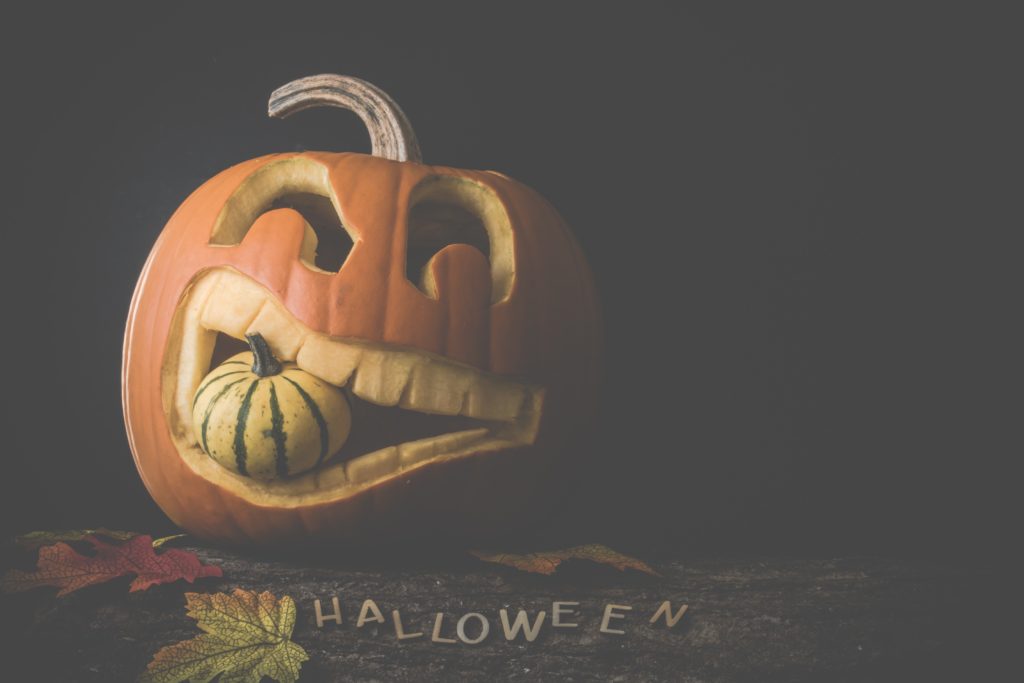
[1,548,1010,682]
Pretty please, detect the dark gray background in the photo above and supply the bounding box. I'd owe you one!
[0,3,1016,559]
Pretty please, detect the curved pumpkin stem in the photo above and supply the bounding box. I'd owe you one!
[245,333,283,377]
[268,74,423,163]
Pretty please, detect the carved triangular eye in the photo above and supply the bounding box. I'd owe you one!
[405,175,514,303]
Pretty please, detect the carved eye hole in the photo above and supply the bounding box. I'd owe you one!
[268,192,354,273]
[406,199,490,289]
[209,157,355,274]
[406,176,514,302]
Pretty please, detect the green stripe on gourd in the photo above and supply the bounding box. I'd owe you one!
[281,376,329,468]
[232,380,261,477]
[267,382,289,478]
[190,333,352,481]
[192,369,249,409]
[200,378,248,456]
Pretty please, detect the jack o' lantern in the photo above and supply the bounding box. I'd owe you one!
[122,74,601,545]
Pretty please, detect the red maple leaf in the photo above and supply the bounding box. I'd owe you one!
[1,534,222,596]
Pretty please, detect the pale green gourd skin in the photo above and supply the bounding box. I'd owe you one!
[192,351,351,481]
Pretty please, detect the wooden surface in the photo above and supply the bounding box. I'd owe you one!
[1,546,1010,682]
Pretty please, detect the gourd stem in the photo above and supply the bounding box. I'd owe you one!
[268,74,423,163]
[245,333,282,377]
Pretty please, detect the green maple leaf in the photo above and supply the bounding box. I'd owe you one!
[140,589,308,683]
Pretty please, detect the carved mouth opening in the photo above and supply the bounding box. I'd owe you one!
[209,330,483,465]
[161,268,543,506]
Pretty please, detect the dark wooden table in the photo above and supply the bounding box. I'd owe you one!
[1,545,1010,681]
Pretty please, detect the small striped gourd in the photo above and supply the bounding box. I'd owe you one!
[192,333,351,481]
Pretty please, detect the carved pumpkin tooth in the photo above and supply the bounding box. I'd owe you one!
[397,429,490,467]
[400,362,472,416]
[296,335,361,387]
[346,447,399,485]
[172,277,221,436]
[200,271,265,338]
[312,461,349,488]
[462,377,527,421]
[351,349,417,406]
[396,439,434,467]
[245,300,307,361]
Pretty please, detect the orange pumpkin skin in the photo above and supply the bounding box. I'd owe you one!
[122,151,601,546]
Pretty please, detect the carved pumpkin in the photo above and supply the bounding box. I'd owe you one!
[122,75,601,545]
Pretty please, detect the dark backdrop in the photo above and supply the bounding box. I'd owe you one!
[0,3,1016,559]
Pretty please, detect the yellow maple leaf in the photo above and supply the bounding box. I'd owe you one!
[141,588,308,683]
[470,544,660,576]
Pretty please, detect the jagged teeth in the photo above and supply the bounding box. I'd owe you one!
[195,269,536,423]
[168,269,545,503]
[463,378,527,421]
[351,348,417,407]
[246,301,306,360]
[296,336,361,386]
[342,428,489,484]
[345,446,398,485]
[398,428,489,467]
[400,361,473,415]
[200,272,264,341]
[296,332,529,420]
[300,342,527,420]
[311,461,349,489]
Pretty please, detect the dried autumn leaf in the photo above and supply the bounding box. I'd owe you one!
[141,589,308,683]
[14,528,138,550]
[470,544,660,576]
[1,534,221,596]
[14,529,187,550]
